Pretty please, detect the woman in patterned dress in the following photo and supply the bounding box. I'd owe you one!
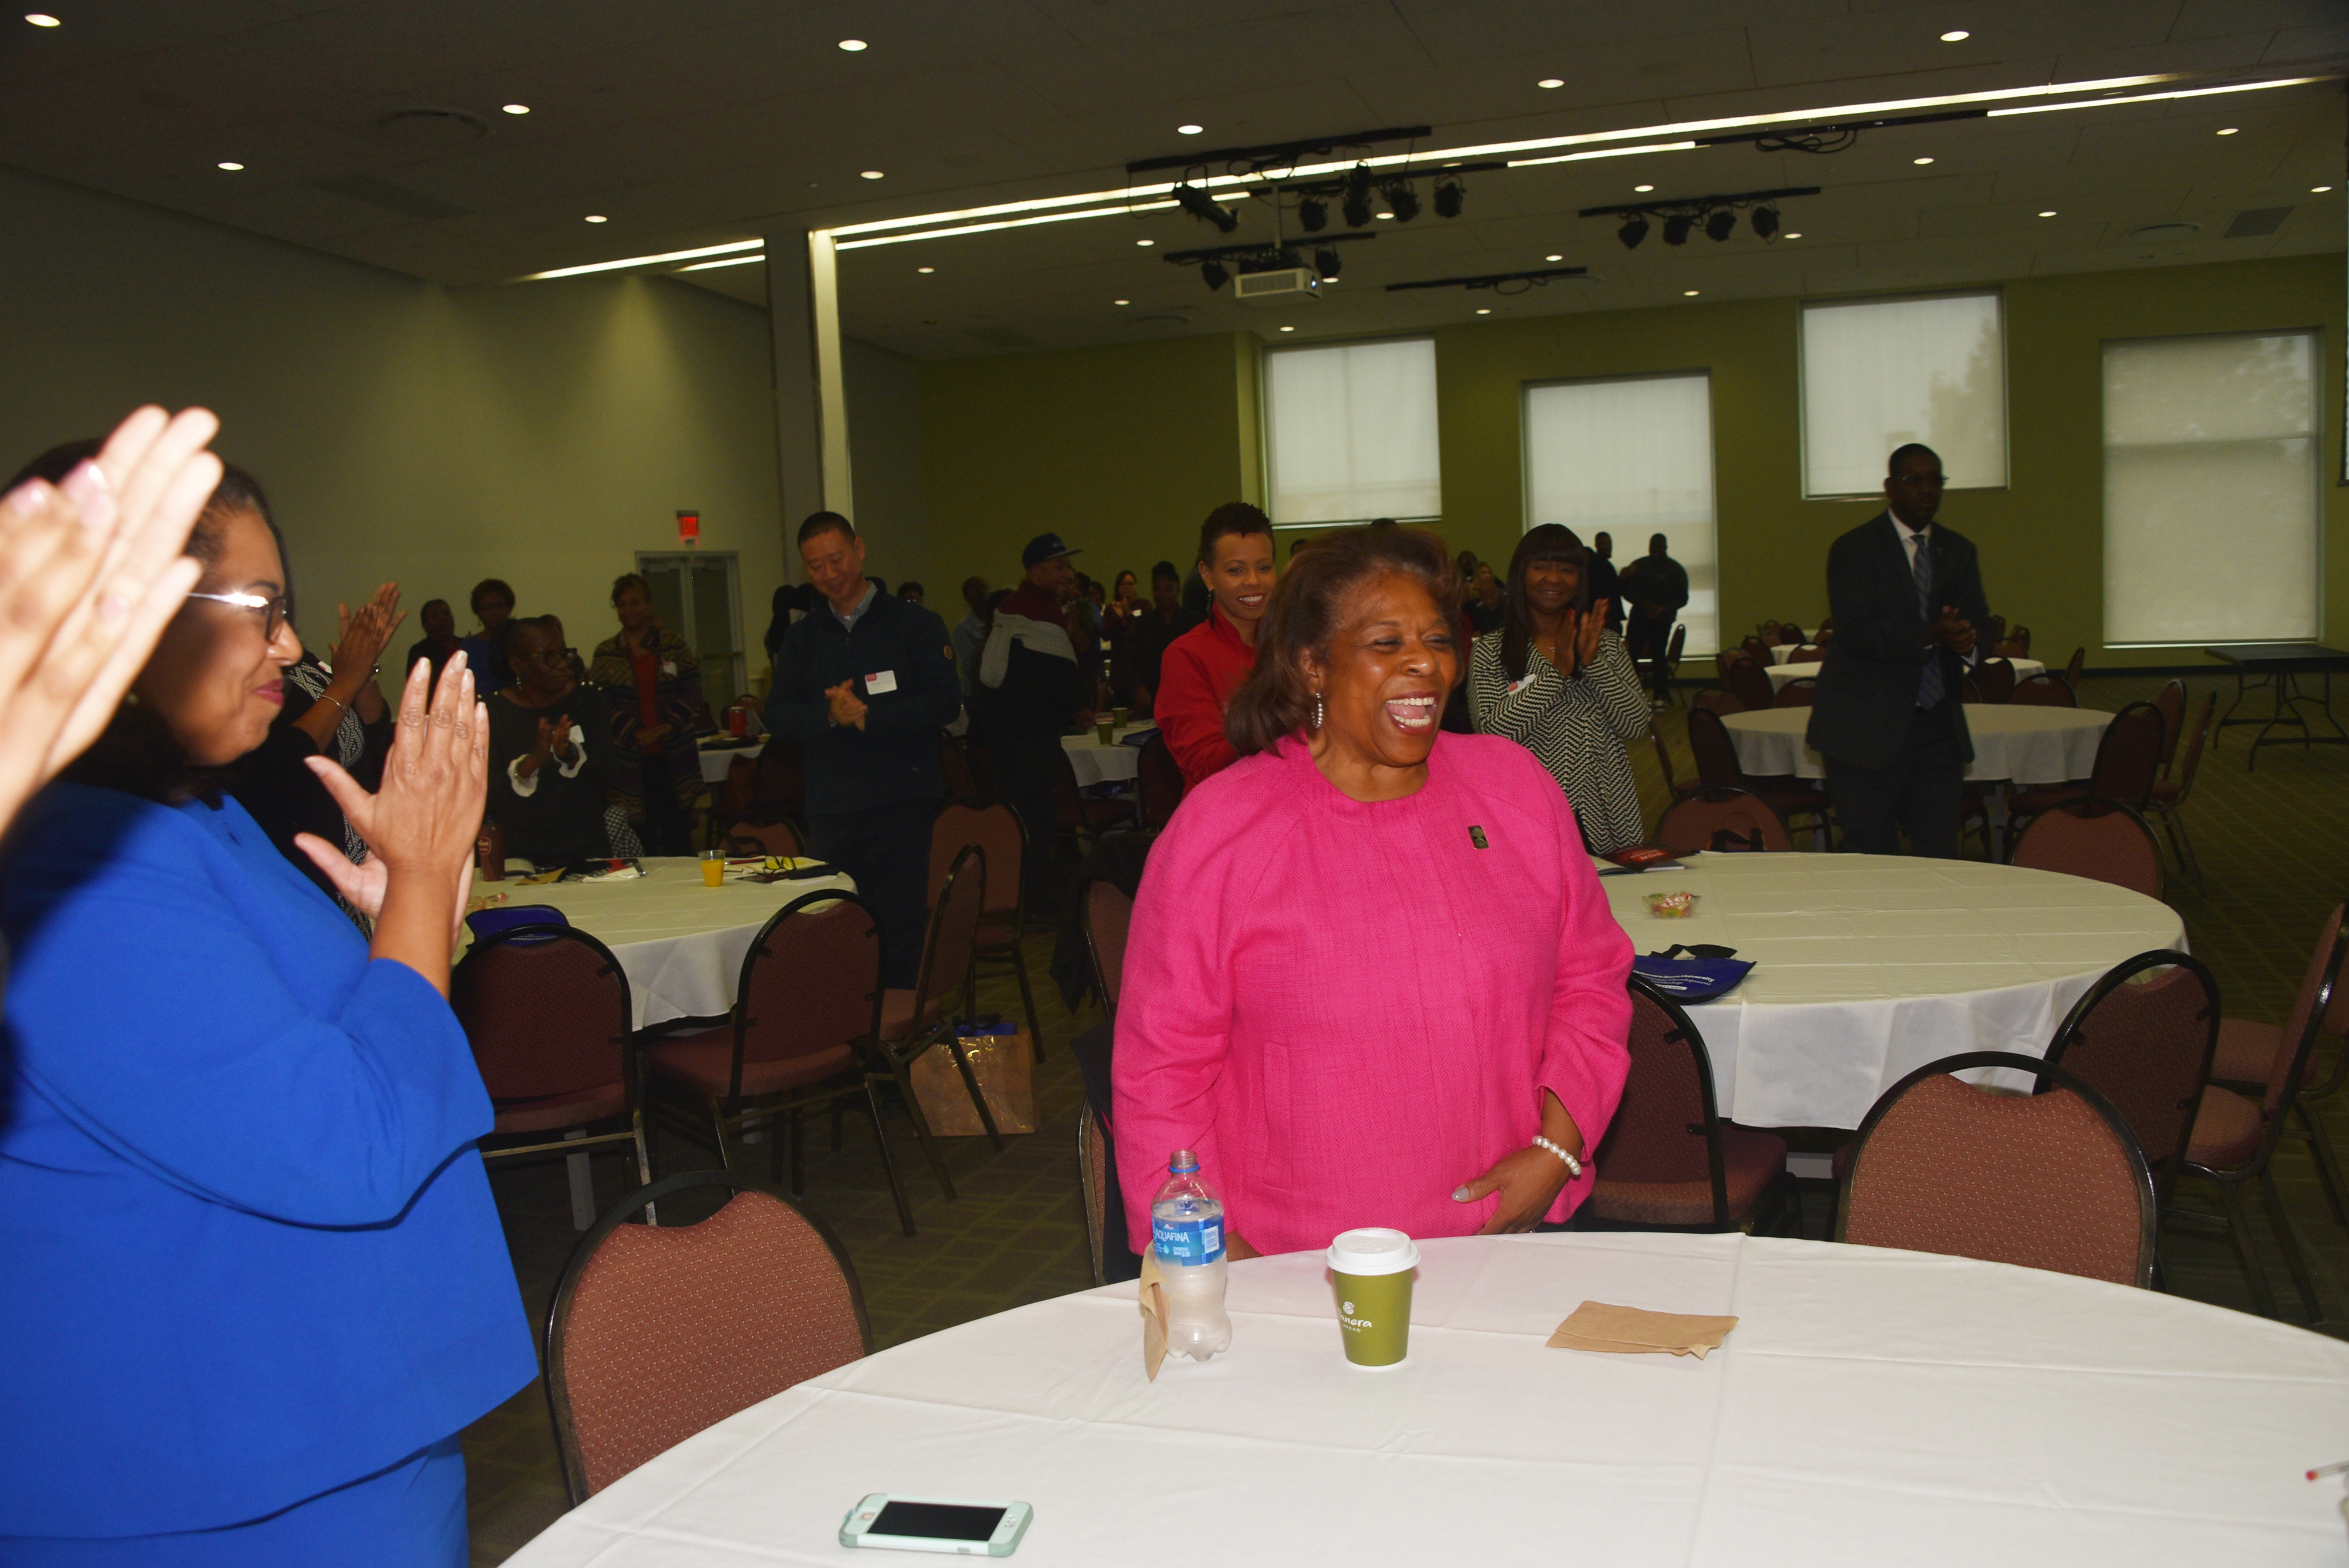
[590,573,710,856]
[1468,524,1650,854]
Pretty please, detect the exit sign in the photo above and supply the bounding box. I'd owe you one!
[677,509,700,544]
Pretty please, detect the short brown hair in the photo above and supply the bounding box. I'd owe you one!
[1196,501,1272,564]
[1224,524,1460,758]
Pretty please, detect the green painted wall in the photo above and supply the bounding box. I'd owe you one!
[920,253,2344,669]
[917,332,1256,595]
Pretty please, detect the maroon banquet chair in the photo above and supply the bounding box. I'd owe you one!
[2045,951,2219,1211]
[1655,786,1791,857]
[2009,800,2164,900]
[1772,678,1817,708]
[1579,977,1797,1234]
[725,819,805,859]
[930,800,1043,1058]
[2152,679,2187,774]
[1838,1051,2156,1288]
[1687,705,1831,847]
[2146,691,2215,891]
[1973,657,2017,704]
[1135,729,1186,830]
[2004,700,2165,857]
[2009,674,2077,707]
[1725,657,1775,713]
[1084,879,1135,1019]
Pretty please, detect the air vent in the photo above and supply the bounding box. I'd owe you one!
[314,174,472,220]
[372,107,490,147]
[1232,267,1320,305]
[2126,221,2201,243]
[1129,308,1195,329]
[2222,206,2292,239]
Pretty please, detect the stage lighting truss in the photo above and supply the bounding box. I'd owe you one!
[1264,158,1500,234]
[1164,233,1377,291]
[1385,265,1589,297]
[1583,186,1819,248]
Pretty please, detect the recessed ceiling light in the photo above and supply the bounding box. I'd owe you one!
[916,265,934,273]
[1375,211,1393,220]
[216,161,244,171]
[1475,307,1491,315]
[860,169,885,179]
[2314,185,2335,193]
[1546,253,1563,261]
[1113,298,1129,305]
[1634,184,1654,193]
[1177,123,1203,135]
[1683,289,1700,296]
[1784,231,1803,238]
[1537,78,1564,89]
[584,214,607,223]
[2038,209,2058,216]
[1913,156,1935,164]
[1136,238,1153,247]
[1280,325,1295,331]
[24,12,59,25]
[2215,126,2237,135]
[837,39,866,51]
[502,103,530,115]
[1940,30,1970,42]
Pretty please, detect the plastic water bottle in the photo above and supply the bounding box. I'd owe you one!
[1150,1150,1232,1361]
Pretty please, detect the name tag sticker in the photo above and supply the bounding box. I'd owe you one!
[864,669,898,695]
[1507,673,1538,696]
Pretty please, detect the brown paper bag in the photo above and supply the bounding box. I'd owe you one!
[908,1024,1036,1136]
[1139,1250,1169,1381]
[1547,1300,1739,1359]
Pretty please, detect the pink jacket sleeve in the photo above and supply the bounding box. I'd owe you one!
[1534,789,1634,1221]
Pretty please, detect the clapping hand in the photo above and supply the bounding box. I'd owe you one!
[0,406,221,836]
[332,583,405,677]
[534,713,577,765]
[1927,604,1976,655]
[1559,603,1608,677]
[825,679,868,730]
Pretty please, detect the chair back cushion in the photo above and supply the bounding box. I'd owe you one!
[1137,731,1186,831]
[1686,706,1744,787]
[717,755,757,820]
[453,927,630,1101]
[2010,801,2162,899]
[918,845,988,1012]
[2170,691,2215,799]
[2048,954,2216,1177]
[726,819,803,859]
[1842,1061,2151,1286]
[556,1189,866,1496]
[1085,879,1135,1010]
[2009,675,2075,707]
[1771,679,1816,708]
[1973,657,2017,704]
[932,802,1021,916]
[1591,983,1717,1196]
[751,740,806,818]
[1725,658,1774,712]
[937,731,980,799]
[1656,789,1790,857]
[2153,680,2186,766]
[741,895,882,1067]
[2088,702,2165,809]
[2265,903,2348,1116]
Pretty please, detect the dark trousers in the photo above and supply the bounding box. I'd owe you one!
[807,797,938,990]
[1624,611,1672,699]
[982,732,1061,916]
[1824,699,1966,858]
[637,756,693,857]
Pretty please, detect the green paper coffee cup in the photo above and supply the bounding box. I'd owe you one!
[1327,1227,1420,1368]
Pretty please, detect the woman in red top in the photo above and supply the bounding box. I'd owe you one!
[1155,502,1276,790]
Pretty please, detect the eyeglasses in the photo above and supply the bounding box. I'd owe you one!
[186,590,288,642]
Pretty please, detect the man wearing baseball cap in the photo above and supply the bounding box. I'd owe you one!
[973,533,1093,915]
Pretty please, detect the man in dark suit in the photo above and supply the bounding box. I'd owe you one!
[1806,443,1993,857]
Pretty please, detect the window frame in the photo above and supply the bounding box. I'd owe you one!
[1797,286,2011,500]
[1260,332,1443,530]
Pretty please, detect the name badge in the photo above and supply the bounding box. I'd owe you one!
[864,669,898,695]
[1506,672,1539,696]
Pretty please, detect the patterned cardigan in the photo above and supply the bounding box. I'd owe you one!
[1467,628,1651,854]
[589,627,712,817]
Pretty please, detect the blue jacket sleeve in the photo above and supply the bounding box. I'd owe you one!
[860,607,962,740]
[8,804,497,1229]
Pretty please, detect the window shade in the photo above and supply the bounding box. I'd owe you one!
[1802,291,2007,497]
[1264,337,1441,524]
[2103,331,2320,645]
[1523,372,1720,658]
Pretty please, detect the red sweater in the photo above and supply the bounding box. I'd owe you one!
[1155,604,1257,789]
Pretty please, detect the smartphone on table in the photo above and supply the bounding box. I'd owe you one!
[840,1495,1032,1556]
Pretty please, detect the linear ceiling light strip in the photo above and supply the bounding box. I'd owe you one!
[525,237,764,280]
[1505,140,1701,169]
[834,193,1240,251]
[1985,75,2331,116]
[678,255,765,271]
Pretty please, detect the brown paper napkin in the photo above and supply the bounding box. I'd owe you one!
[1139,1250,1168,1381]
[1548,1300,1739,1360]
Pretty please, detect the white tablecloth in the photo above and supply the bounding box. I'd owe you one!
[506,1232,2349,1568]
[1766,656,2045,692]
[698,740,765,785]
[469,856,856,1027]
[1602,853,2182,1128]
[1062,723,1154,788]
[1722,704,2107,783]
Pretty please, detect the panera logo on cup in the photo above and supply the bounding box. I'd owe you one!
[1325,1229,1419,1368]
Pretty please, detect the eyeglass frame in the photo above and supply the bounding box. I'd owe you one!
[186,590,290,643]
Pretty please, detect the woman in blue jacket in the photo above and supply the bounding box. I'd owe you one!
[0,460,534,1564]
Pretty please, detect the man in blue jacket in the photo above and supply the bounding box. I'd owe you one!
[766,512,960,987]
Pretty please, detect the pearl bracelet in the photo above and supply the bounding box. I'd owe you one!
[1531,1135,1583,1180]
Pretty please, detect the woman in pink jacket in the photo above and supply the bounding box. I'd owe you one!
[1113,525,1633,1259]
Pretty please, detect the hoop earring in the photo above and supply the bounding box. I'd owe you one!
[1311,689,1324,732]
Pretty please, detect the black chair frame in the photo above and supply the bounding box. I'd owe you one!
[873,843,1004,1152]
[543,1168,872,1506]
[2044,949,2218,1213]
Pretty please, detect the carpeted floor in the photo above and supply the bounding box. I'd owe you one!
[463,671,2349,1563]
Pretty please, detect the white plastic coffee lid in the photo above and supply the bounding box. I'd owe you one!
[1326,1227,1420,1276]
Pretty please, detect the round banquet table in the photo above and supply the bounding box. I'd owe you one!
[1600,852,2182,1128]
[1061,722,1154,788]
[1722,702,2106,784]
[698,739,765,785]
[1766,655,2044,692]
[467,856,856,1028]
[503,1231,2349,1567]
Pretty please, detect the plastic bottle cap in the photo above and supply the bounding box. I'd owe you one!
[1169,1149,1199,1173]
[1325,1227,1420,1277]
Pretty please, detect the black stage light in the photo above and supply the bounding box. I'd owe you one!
[1342,168,1374,227]
[1663,212,1695,245]
[1298,196,1328,232]
[1618,215,1649,250]
[1174,183,1239,233]
[1314,246,1341,279]
[1704,207,1737,242]
[1386,181,1420,222]
[1201,260,1230,290]
[1750,204,1780,240]
[1433,180,1464,218]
